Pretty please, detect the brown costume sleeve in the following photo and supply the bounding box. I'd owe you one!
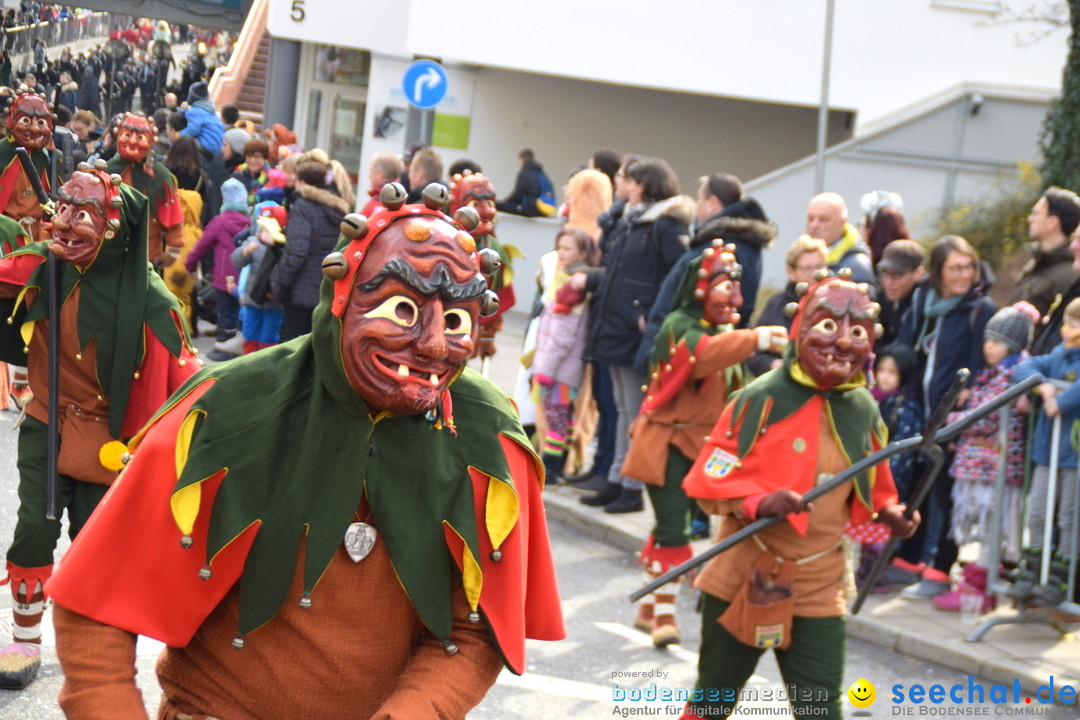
[163,222,184,250]
[696,497,745,517]
[692,329,758,379]
[369,585,503,720]
[54,603,150,720]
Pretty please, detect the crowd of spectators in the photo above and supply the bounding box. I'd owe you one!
[516,148,1080,637]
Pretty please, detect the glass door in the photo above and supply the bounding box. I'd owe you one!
[329,96,365,187]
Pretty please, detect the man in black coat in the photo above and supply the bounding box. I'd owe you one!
[875,240,926,347]
[633,173,775,377]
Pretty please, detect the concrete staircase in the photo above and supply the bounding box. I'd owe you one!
[208,0,269,130]
[233,32,269,129]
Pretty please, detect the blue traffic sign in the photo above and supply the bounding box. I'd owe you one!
[402,60,448,110]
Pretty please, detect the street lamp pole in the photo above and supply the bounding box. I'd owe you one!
[815,0,836,195]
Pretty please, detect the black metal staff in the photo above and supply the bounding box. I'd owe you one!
[629,369,1044,603]
[15,146,58,520]
[849,367,970,614]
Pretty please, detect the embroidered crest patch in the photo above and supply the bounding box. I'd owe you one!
[754,623,785,648]
[704,447,739,478]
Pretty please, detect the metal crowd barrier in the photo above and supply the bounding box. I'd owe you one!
[967,378,1080,642]
[3,12,111,58]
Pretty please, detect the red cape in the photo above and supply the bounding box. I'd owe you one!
[47,383,564,674]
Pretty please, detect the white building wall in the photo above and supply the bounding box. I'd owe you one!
[747,89,1052,307]
[270,0,1068,128]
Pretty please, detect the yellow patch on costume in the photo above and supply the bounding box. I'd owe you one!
[444,521,483,611]
[482,472,519,549]
[169,409,206,535]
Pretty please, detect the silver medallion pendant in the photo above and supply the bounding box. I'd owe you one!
[344,522,378,563]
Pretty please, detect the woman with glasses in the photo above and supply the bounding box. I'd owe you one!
[746,235,828,377]
[893,235,997,601]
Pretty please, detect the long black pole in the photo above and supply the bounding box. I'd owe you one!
[45,252,58,520]
[15,146,58,520]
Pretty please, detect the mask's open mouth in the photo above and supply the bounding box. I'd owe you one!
[374,354,446,387]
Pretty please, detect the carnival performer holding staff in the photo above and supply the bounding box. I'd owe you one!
[46,184,565,719]
[0,92,60,408]
[0,163,199,689]
[622,242,786,648]
[680,271,919,719]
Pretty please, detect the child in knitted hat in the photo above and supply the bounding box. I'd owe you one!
[933,305,1034,614]
[1012,297,1080,605]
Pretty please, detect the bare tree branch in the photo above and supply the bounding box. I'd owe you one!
[980,2,1069,45]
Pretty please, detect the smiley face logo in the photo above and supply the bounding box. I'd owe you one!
[848,678,876,708]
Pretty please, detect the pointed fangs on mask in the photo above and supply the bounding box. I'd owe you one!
[397,364,409,378]
[430,374,438,384]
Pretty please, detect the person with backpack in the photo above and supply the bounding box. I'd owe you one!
[230,204,287,354]
[496,148,556,217]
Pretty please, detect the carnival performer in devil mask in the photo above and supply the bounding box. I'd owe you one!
[47,184,565,719]
[106,112,184,268]
[679,271,919,719]
[0,164,199,689]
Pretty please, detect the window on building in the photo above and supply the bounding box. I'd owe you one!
[313,45,370,86]
[931,0,1002,12]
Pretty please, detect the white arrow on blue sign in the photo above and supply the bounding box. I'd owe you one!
[402,60,448,110]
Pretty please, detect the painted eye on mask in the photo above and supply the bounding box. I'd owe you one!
[444,308,473,336]
[75,209,94,225]
[850,325,869,341]
[811,318,837,334]
[713,279,733,295]
[364,295,418,327]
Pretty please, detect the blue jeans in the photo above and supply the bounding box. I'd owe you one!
[240,305,283,345]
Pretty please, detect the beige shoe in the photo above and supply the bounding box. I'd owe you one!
[651,621,681,647]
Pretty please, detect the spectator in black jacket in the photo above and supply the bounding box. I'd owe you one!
[633,173,774,377]
[875,239,926,347]
[274,151,351,341]
[405,147,442,204]
[497,148,552,217]
[570,156,693,513]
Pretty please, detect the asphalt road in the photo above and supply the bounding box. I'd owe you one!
[0,465,1040,719]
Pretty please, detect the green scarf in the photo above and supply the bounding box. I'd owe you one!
[106,155,178,216]
[727,341,885,510]
[161,260,533,642]
[914,288,963,354]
